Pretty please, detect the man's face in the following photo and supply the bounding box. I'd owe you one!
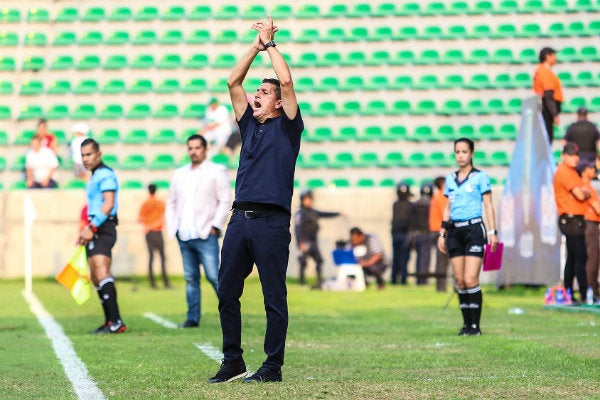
[547,53,557,66]
[187,138,207,166]
[350,233,364,246]
[30,138,41,151]
[81,144,102,170]
[252,83,281,121]
[562,153,579,168]
[584,166,597,179]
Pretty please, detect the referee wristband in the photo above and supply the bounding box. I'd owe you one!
[487,229,498,235]
[90,213,108,228]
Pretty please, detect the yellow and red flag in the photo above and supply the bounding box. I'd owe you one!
[56,246,90,305]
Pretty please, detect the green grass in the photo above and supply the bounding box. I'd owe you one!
[2,277,600,399]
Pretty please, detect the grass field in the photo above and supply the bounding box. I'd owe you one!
[2,277,600,400]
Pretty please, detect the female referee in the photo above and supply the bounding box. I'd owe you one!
[437,138,498,336]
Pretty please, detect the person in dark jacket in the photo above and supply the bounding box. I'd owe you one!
[410,183,433,285]
[561,107,600,164]
[391,182,413,284]
[294,189,342,288]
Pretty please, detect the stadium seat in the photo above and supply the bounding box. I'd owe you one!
[323,27,346,43]
[382,126,407,141]
[121,180,144,190]
[0,105,11,120]
[295,4,320,18]
[1,8,21,23]
[184,53,209,69]
[151,129,177,144]
[14,131,35,145]
[518,23,543,38]
[413,100,436,115]
[381,152,406,168]
[365,75,390,91]
[270,4,292,19]
[429,151,453,167]
[120,154,147,170]
[390,75,413,90]
[324,4,348,18]
[122,129,148,144]
[572,0,597,12]
[575,71,597,87]
[157,54,181,69]
[76,55,101,70]
[212,54,236,69]
[188,5,212,20]
[415,75,440,90]
[334,126,359,142]
[182,104,206,119]
[215,30,237,44]
[466,49,490,64]
[373,3,397,17]
[312,101,337,117]
[10,155,26,171]
[0,131,8,146]
[303,127,329,143]
[411,126,435,142]
[106,31,129,46]
[73,79,98,95]
[22,56,45,71]
[467,24,492,39]
[387,100,411,116]
[135,6,159,21]
[420,25,443,40]
[397,2,420,16]
[580,46,599,62]
[303,153,329,169]
[18,105,44,120]
[46,104,69,120]
[187,30,211,44]
[491,48,514,64]
[330,178,351,188]
[156,79,180,94]
[422,2,447,16]
[394,26,418,41]
[371,27,393,42]
[406,152,429,168]
[183,78,208,93]
[319,52,342,67]
[0,81,13,94]
[79,31,102,46]
[127,104,151,119]
[128,79,152,94]
[103,54,127,70]
[305,178,326,189]
[467,74,492,89]
[108,7,132,21]
[98,104,123,120]
[149,154,175,170]
[155,104,179,119]
[356,178,375,187]
[440,100,464,116]
[50,55,73,70]
[363,100,387,116]
[95,129,119,145]
[101,79,126,94]
[329,152,354,168]
[162,5,186,21]
[133,30,157,45]
[355,152,380,168]
[476,124,500,140]
[81,7,105,22]
[499,124,518,140]
[210,78,228,93]
[340,101,362,116]
[315,77,338,92]
[0,32,19,47]
[53,31,77,46]
[0,56,15,71]
[493,24,517,38]
[348,27,369,42]
[71,104,96,119]
[20,80,44,96]
[47,80,71,95]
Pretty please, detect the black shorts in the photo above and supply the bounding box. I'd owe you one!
[446,221,486,259]
[86,220,117,258]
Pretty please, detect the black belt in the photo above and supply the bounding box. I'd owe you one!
[88,215,118,222]
[451,217,482,228]
[233,209,283,219]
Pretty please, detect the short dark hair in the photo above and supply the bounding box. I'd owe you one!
[81,138,100,152]
[148,183,157,195]
[37,118,47,126]
[539,47,556,63]
[262,78,281,100]
[433,176,445,190]
[350,227,363,236]
[187,134,207,148]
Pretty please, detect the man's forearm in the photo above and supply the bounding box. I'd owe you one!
[228,46,260,88]
[265,47,292,86]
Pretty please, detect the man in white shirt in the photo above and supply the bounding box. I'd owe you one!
[166,134,231,328]
[69,122,89,179]
[26,135,59,188]
[200,97,232,155]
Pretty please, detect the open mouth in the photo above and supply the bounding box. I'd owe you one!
[253,100,261,109]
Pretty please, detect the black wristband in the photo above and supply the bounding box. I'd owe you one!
[441,220,451,230]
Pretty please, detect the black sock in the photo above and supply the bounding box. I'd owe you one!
[99,278,122,323]
[97,288,109,324]
[467,286,482,328]
[457,288,471,327]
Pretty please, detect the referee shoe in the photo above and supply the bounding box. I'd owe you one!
[208,360,247,383]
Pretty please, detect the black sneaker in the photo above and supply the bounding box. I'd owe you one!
[95,320,127,334]
[90,321,110,334]
[465,325,481,336]
[243,366,282,383]
[457,325,469,336]
[180,320,199,328]
[208,360,247,383]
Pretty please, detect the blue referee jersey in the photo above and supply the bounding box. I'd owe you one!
[444,169,491,221]
[87,163,118,221]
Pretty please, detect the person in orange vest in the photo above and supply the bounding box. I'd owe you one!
[533,47,563,143]
[429,176,450,292]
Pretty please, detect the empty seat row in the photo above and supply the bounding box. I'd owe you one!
[2,2,598,24]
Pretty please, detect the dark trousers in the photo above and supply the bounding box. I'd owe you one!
[413,232,431,285]
[432,232,450,292]
[363,263,386,287]
[145,231,169,287]
[391,233,410,284]
[564,233,588,301]
[585,221,600,297]
[218,212,291,369]
[298,239,323,284]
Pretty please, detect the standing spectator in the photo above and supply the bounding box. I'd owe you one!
[533,47,563,143]
[390,182,413,284]
[553,142,590,303]
[209,17,303,384]
[410,183,433,285]
[430,177,450,292]
[200,97,233,155]
[77,138,126,334]
[138,183,170,289]
[69,122,89,180]
[25,135,59,189]
[165,135,230,328]
[579,160,600,302]
[293,189,342,288]
[437,138,498,336]
[35,118,58,153]
[561,107,600,164]
[350,227,388,290]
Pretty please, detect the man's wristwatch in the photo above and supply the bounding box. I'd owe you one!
[264,40,276,49]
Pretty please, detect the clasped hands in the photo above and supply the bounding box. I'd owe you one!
[251,16,279,51]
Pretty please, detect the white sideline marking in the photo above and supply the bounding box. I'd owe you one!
[143,312,178,329]
[23,291,105,400]
[194,343,224,363]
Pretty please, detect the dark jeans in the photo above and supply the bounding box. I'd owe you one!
[585,221,599,298]
[298,239,323,283]
[363,263,386,287]
[564,233,588,301]
[145,231,169,287]
[218,212,291,369]
[413,232,431,285]
[391,233,410,284]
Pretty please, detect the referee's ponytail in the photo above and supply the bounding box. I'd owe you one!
[454,137,475,165]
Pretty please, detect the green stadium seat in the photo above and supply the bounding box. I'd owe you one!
[493,73,514,89]
[135,6,159,21]
[363,101,387,116]
[127,104,151,119]
[499,124,518,140]
[155,104,179,119]
[157,54,181,69]
[411,126,435,142]
[295,52,317,68]
[324,4,348,18]
[123,129,148,144]
[24,31,47,46]
[0,105,11,120]
[108,7,132,21]
[370,27,393,42]
[466,49,490,64]
[443,25,467,40]
[121,180,144,190]
[97,129,120,144]
[518,23,543,38]
[413,100,436,115]
[387,100,411,116]
[215,30,238,44]
[53,31,77,46]
[295,5,320,19]
[322,27,345,43]
[365,75,390,91]
[49,55,73,70]
[515,48,536,64]
[149,154,175,170]
[182,104,206,119]
[494,0,519,14]
[212,54,236,69]
[467,74,492,89]
[373,3,397,17]
[355,152,380,168]
[133,30,156,45]
[414,75,439,90]
[342,51,367,66]
[377,178,395,187]
[162,6,186,21]
[340,76,364,91]
[588,97,600,113]
[304,179,326,189]
[81,7,105,22]
[22,56,45,71]
[415,50,439,65]
[0,80,13,94]
[439,99,464,116]
[381,152,406,168]
[494,24,517,38]
[330,178,351,188]
[356,178,375,187]
[214,5,238,20]
[18,105,44,120]
[568,22,589,37]
[394,26,418,41]
[11,155,26,171]
[79,31,102,46]
[303,127,330,143]
[151,130,177,144]
[0,131,8,146]
[464,99,486,115]
[270,4,293,19]
[0,156,5,170]
[312,101,337,117]
[547,23,568,37]
[129,79,152,94]
[467,24,492,39]
[103,54,127,70]
[14,131,35,145]
[475,124,498,140]
[314,76,338,92]
[580,46,599,62]
[437,125,457,142]
[184,53,209,69]
[512,72,531,88]
[106,31,129,46]
[447,1,470,15]
[76,55,100,70]
[63,179,86,190]
[420,25,443,40]
[98,104,123,120]
[348,27,369,42]
[1,8,21,23]
[349,3,372,17]
[0,56,15,71]
[20,80,44,95]
[439,74,465,89]
[329,152,354,168]
[491,48,514,64]
[468,1,493,14]
[397,2,420,16]
[295,77,315,93]
[46,105,69,120]
[156,79,180,94]
[422,2,447,15]
[188,5,212,20]
[0,32,18,47]
[521,0,544,13]
[334,126,359,142]
[559,46,580,63]
[407,152,429,168]
[303,152,329,169]
[101,79,126,94]
[558,71,575,88]
[546,0,569,12]
[240,5,266,19]
[340,101,362,117]
[181,78,207,94]
[210,78,229,93]
[318,52,342,67]
[573,0,597,12]
[72,104,96,119]
[575,71,597,87]
[360,126,384,142]
[186,29,211,44]
[73,79,98,95]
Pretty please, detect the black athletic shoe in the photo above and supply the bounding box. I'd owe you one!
[95,320,127,334]
[465,325,481,336]
[243,366,282,383]
[457,325,469,336]
[91,322,110,334]
[208,360,247,383]
[180,320,199,328]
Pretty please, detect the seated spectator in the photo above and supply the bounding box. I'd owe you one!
[199,97,232,155]
[69,122,89,179]
[36,118,58,153]
[350,227,388,290]
[25,135,59,189]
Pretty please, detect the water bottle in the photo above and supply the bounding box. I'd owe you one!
[586,287,594,305]
[555,289,564,304]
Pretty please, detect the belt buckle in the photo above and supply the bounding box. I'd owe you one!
[244,210,254,219]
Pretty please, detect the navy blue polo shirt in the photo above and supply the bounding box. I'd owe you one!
[444,168,491,221]
[234,104,303,212]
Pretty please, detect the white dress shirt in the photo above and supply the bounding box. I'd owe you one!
[165,160,231,241]
[26,147,59,182]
